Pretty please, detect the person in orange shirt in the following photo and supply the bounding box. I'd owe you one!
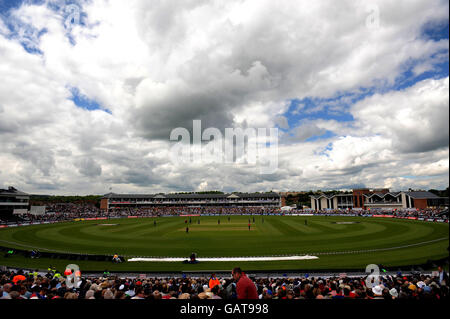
[209,273,220,289]
[12,274,26,284]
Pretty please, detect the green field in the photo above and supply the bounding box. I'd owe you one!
[0,216,448,272]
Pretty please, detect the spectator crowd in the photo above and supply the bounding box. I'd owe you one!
[1,203,448,226]
[1,267,448,300]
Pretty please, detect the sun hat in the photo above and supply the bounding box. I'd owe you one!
[372,285,383,296]
[416,281,426,289]
[389,288,398,298]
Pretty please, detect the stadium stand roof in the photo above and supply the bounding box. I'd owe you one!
[103,192,280,199]
[310,190,444,200]
[364,192,401,198]
[405,191,442,199]
[0,186,29,197]
[309,193,352,200]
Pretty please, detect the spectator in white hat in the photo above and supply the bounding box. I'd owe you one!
[389,288,398,299]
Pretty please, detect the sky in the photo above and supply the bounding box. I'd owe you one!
[0,0,448,195]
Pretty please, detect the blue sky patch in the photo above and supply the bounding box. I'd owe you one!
[0,0,87,46]
[281,19,449,144]
[316,142,333,158]
[70,87,111,114]
[421,20,449,41]
[305,130,337,143]
[0,0,29,13]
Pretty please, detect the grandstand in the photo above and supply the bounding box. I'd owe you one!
[100,192,281,211]
[0,187,29,224]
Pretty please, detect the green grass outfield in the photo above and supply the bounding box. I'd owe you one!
[0,215,448,272]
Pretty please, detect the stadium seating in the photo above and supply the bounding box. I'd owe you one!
[0,268,448,300]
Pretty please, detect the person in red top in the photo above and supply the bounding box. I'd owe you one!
[232,267,258,299]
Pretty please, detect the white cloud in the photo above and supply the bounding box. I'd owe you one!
[351,77,449,153]
[291,122,327,142]
[0,0,448,194]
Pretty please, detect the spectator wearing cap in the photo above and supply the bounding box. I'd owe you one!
[124,284,135,298]
[372,285,384,299]
[416,281,426,290]
[389,288,399,299]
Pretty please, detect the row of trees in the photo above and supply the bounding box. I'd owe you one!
[428,188,449,198]
[30,195,103,207]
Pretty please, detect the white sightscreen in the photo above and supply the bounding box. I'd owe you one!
[29,206,46,215]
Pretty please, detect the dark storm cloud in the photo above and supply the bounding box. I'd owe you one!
[133,90,236,141]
